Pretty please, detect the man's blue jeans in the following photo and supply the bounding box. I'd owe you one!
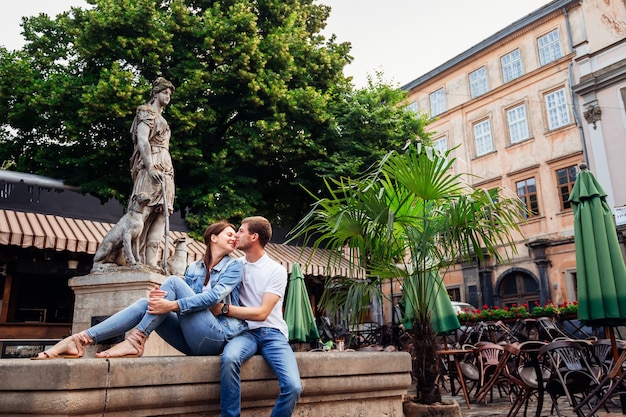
[85,276,228,355]
[220,328,302,417]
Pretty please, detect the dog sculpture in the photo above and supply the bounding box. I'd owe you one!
[166,237,188,276]
[91,192,151,271]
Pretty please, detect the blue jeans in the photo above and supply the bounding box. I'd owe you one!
[220,328,302,417]
[85,276,228,355]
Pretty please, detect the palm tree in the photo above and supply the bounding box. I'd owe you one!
[290,140,526,404]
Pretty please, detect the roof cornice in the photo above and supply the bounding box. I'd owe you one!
[401,0,579,91]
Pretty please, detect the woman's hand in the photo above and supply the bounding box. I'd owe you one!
[149,286,167,299]
[148,285,178,314]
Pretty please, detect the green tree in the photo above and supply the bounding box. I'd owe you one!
[0,0,339,230]
[289,141,526,404]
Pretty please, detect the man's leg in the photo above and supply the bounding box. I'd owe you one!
[220,331,258,417]
[258,328,302,417]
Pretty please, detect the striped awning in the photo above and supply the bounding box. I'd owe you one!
[0,208,361,278]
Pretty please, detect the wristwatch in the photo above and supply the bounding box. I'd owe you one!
[221,304,230,316]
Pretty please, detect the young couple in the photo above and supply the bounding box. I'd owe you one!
[33,216,302,417]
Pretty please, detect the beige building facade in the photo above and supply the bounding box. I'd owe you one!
[398,0,626,314]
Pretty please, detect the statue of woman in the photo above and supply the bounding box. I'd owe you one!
[129,77,175,268]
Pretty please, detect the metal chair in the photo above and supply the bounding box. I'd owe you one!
[474,342,515,405]
[574,344,626,417]
[536,317,578,341]
[589,338,615,376]
[474,342,506,403]
[511,341,550,417]
[539,340,602,417]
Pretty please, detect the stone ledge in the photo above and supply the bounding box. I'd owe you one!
[0,351,412,416]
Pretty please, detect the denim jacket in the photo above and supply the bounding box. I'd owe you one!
[179,256,247,339]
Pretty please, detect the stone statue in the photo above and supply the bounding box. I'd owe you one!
[166,237,188,276]
[129,77,176,269]
[91,192,151,271]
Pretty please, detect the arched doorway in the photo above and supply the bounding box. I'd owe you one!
[496,268,540,308]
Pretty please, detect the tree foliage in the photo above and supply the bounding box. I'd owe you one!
[0,0,427,235]
[289,141,526,403]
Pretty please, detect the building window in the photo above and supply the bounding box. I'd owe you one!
[516,177,539,218]
[469,66,488,98]
[447,287,461,302]
[556,165,578,211]
[501,49,523,83]
[545,88,571,130]
[538,29,562,66]
[473,119,494,156]
[429,88,446,117]
[507,104,530,144]
[406,101,418,114]
[432,136,447,154]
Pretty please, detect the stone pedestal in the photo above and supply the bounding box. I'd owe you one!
[0,351,412,416]
[69,269,183,357]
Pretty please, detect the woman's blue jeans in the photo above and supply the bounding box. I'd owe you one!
[85,276,228,355]
[220,327,302,417]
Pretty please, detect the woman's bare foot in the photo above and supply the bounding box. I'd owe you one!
[31,332,91,360]
[96,329,147,358]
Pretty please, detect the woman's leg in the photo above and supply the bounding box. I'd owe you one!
[154,313,193,355]
[157,276,229,355]
[85,298,149,343]
[31,332,91,360]
[31,297,149,359]
[97,276,201,357]
[178,309,228,355]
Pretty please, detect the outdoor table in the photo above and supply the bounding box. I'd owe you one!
[436,348,472,409]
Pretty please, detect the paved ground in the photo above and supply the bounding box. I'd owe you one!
[409,383,626,417]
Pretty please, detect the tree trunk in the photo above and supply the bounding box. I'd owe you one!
[409,319,442,404]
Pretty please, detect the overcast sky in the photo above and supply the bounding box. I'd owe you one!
[2,0,550,88]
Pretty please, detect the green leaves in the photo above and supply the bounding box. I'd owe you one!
[0,0,432,237]
[290,142,525,324]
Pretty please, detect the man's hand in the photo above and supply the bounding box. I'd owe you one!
[209,303,223,316]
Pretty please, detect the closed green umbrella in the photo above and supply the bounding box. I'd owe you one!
[284,263,320,343]
[569,165,626,328]
[429,270,461,334]
[403,269,461,335]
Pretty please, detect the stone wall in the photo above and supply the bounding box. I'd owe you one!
[0,351,412,416]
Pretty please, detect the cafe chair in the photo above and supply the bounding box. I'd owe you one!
[510,341,550,417]
[457,344,481,397]
[589,339,616,376]
[474,342,515,405]
[536,317,578,341]
[574,346,626,417]
[474,342,506,403]
[539,340,601,417]
[437,343,463,395]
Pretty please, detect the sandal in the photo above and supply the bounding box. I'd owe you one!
[31,333,90,360]
[96,329,147,358]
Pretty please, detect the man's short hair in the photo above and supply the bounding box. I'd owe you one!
[242,216,272,247]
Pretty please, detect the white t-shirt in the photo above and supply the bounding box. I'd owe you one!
[239,253,289,339]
